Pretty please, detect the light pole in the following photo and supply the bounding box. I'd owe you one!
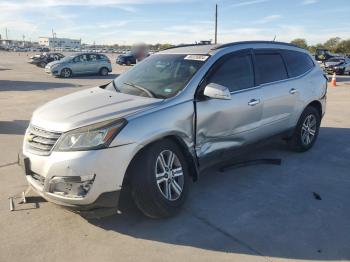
[214,4,218,44]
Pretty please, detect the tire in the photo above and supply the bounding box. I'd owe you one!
[40,62,46,68]
[288,106,320,152]
[99,67,109,76]
[130,139,189,218]
[126,60,131,66]
[60,68,72,78]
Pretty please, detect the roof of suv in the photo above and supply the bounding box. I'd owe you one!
[159,41,301,55]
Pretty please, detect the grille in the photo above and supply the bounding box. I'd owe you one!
[25,125,62,156]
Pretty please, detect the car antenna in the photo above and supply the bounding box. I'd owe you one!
[272,35,276,41]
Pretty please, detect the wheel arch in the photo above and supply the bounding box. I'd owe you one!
[121,135,199,189]
[307,100,322,118]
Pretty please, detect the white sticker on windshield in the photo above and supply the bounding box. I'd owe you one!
[184,55,209,61]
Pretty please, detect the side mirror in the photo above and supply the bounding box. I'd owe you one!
[203,83,231,100]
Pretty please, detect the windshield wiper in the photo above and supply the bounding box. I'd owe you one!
[123,82,156,98]
[112,80,120,92]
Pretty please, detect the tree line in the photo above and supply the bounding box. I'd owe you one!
[290,37,350,55]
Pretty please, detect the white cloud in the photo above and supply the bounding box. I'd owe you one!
[302,0,319,5]
[231,0,269,8]
[255,15,282,24]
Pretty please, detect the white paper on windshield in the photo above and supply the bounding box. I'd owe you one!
[184,55,209,61]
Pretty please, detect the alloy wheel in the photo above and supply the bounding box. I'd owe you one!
[301,114,317,146]
[62,68,71,78]
[155,150,184,201]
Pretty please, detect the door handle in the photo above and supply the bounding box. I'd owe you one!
[289,88,297,94]
[248,99,260,106]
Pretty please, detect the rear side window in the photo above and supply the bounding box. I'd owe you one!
[283,50,314,77]
[255,53,288,84]
[208,54,254,92]
[98,55,108,60]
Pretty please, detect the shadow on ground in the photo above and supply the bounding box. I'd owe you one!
[68,73,119,80]
[0,80,78,91]
[0,120,29,135]
[88,127,350,261]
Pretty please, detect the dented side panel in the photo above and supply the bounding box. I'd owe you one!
[195,88,263,158]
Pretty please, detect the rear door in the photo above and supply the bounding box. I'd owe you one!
[195,49,263,164]
[254,49,298,136]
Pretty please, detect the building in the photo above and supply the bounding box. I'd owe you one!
[39,37,81,49]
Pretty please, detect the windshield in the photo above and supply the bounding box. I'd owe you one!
[61,55,75,62]
[107,54,207,99]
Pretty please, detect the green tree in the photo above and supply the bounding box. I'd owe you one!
[290,38,308,50]
[334,39,350,54]
[323,37,341,52]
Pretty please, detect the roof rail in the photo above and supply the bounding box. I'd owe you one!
[162,43,213,51]
[211,41,300,50]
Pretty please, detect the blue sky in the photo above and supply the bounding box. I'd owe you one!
[0,0,349,45]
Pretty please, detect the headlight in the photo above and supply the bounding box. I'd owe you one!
[51,64,60,70]
[55,119,127,151]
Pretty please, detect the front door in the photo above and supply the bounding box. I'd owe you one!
[195,50,263,166]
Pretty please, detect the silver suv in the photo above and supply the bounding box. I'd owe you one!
[20,41,327,218]
[45,53,112,78]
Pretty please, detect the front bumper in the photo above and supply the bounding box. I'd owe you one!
[45,67,60,76]
[19,142,137,211]
[325,67,344,75]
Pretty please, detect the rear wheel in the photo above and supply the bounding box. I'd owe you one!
[126,60,131,66]
[100,67,109,76]
[288,106,320,152]
[130,139,189,218]
[60,68,72,78]
[40,61,46,68]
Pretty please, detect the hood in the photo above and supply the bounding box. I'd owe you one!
[31,87,162,132]
[325,61,344,67]
[46,60,64,68]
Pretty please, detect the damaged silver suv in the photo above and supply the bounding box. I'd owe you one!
[20,41,327,218]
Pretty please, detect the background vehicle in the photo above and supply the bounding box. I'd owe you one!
[315,48,339,62]
[28,53,64,67]
[116,46,149,65]
[21,41,326,218]
[324,57,350,75]
[45,53,112,78]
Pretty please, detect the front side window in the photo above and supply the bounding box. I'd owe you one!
[207,54,254,92]
[73,55,88,63]
[282,50,314,77]
[255,52,288,84]
[106,54,206,99]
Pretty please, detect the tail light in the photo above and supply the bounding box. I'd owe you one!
[107,59,111,63]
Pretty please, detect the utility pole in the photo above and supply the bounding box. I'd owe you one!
[214,4,218,44]
[5,28,8,40]
[52,29,55,50]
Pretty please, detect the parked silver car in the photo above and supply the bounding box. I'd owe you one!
[45,53,112,78]
[20,41,327,218]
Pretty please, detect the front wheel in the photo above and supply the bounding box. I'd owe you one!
[288,106,320,152]
[129,139,189,218]
[60,68,72,78]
